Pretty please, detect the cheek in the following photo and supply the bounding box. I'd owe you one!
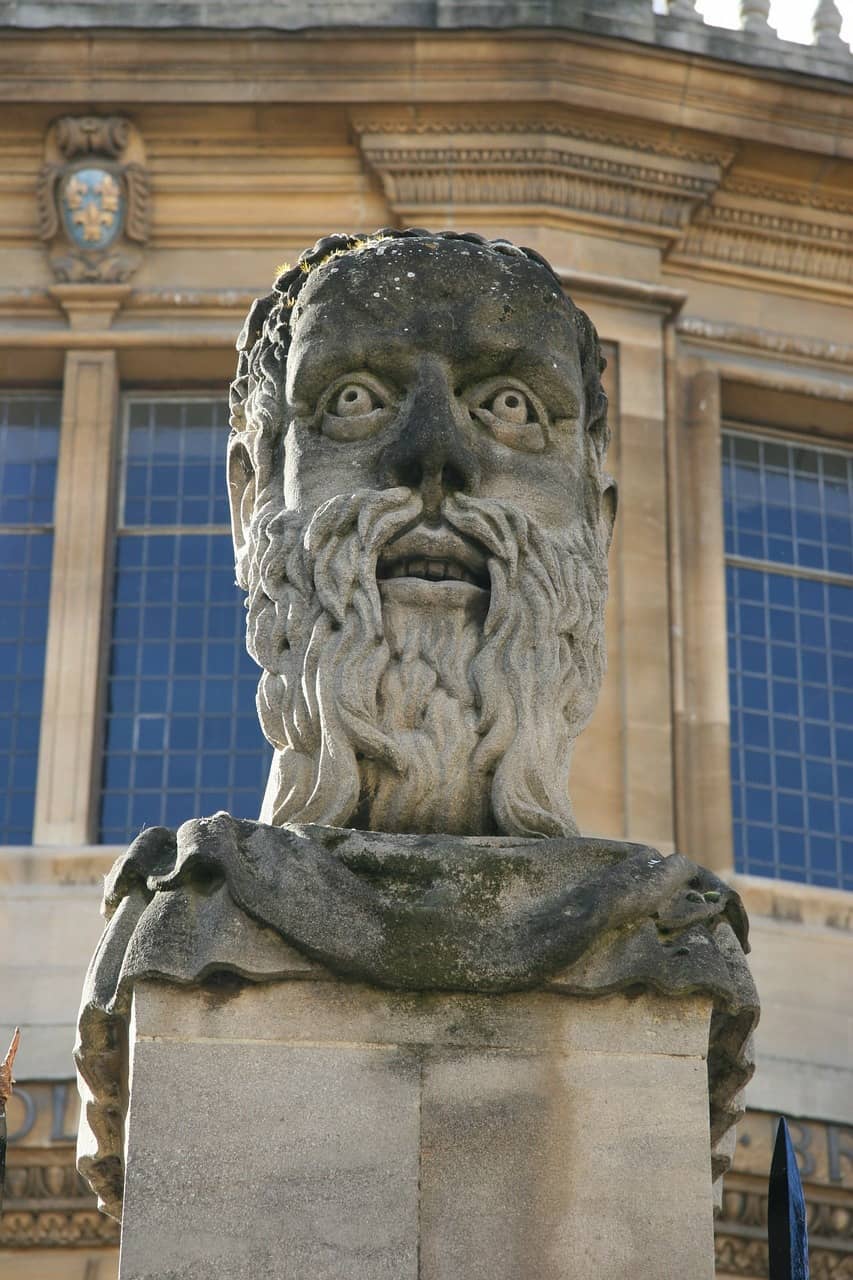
[283,422,383,513]
[475,440,588,533]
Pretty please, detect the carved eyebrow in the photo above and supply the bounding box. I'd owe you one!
[289,324,581,418]
[502,355,581,420]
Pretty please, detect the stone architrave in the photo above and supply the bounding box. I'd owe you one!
[75,230,759,1279]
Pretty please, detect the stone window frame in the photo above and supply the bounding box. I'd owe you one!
[18,353,239,850]
[97,390,271,845]
[672,355,852,888]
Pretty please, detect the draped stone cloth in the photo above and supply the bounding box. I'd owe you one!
[75,814,759,1221]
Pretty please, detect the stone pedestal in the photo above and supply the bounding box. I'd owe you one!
[118,978,716,1280]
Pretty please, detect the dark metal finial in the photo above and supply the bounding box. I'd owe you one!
[768,1117,810,1280]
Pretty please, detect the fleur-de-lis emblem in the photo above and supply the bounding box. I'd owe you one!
[37,116,149,281]
[64,174,87,211]
[58,166,125,252]
[74,200,115,243]
[98,172,120,215]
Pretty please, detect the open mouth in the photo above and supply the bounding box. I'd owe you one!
[376,524,490,593]
[377,556,489,589]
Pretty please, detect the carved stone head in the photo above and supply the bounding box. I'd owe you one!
[229,230,615,838]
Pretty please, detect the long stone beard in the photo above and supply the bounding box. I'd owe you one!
[244,484,608,838]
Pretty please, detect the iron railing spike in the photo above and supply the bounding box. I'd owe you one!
[768,1116,810,1280]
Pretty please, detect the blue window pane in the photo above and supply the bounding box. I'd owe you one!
[122,397,231,529]
[776,793,804,829]
[99,526,271,844]
[0,530,54,844]
[0,394,60,843]
[0,397,61,527]
[724,430,852,889]
[775,755,802,790]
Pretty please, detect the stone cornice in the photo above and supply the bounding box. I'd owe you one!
[351,111,735,167]
[354,113,853,298]
[667,194,853,297]
[557,269,686,316]
[0,2,850,85]
[724,176,853,217]
[0,32,849,160]
[354,115,728,250]
[677,316,853,369]
[359,137,721,250]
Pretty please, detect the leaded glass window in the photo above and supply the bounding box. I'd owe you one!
[0,393,61,843]
[98,397,271,844]
[724,430,853,889]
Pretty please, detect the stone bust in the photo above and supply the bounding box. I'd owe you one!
[76,231,757,1221]
[228,230,616,838]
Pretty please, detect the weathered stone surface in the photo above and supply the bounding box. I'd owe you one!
[1,3,849,85]
[76,816,758,1220]
[121,1028,421,1280]
[230,231,614,838]
[73,230,759,1276]
[118,980,716,1280]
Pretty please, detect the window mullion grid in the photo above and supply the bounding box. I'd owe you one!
[818,451,843,889]
[100,394,271,844]
[168,527,181,822]
[724,427,852,890]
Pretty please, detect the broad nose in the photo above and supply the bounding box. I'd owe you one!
[380,363,480,517]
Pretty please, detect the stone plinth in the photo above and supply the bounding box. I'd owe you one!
[119,978,716,1280]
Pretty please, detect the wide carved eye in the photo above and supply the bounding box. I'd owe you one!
[334,384,377,417]
[486,388,533,426]
[318,374,394,441]
[468,379,548,452]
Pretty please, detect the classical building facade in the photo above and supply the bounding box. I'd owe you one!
[0,3,850,1277]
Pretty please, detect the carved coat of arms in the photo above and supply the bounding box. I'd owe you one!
[38,116,149,282]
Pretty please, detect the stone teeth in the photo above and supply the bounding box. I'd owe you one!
[379,556,484,586]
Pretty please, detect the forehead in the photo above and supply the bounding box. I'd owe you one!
[286,239,583,395]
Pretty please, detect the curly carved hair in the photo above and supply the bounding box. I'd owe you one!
[229,227,610,509]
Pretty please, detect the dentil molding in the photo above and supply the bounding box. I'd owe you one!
[353,114,728,249]
[353,112,853,298]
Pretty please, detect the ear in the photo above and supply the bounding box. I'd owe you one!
[228,437,256,589]
[600,476,618,551]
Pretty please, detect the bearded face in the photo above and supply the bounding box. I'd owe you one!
[229,236,615,839]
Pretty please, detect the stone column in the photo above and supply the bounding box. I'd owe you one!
[118,978,717,1280]
[674,364,734,874]
[33,342,119,845]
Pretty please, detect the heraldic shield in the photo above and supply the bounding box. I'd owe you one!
[38,116,149,283]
